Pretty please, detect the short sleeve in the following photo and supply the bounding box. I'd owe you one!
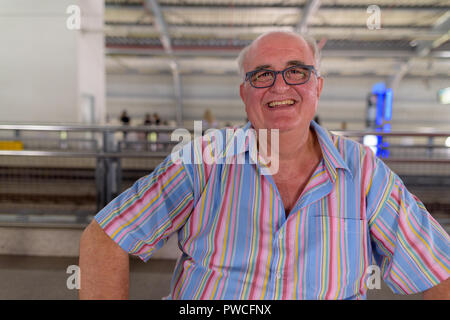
[367,158,450,294]
[94,155,194,262]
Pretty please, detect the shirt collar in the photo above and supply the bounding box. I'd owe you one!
[221,120,351,181]
[220,121,254,160]
[310,120,352,182]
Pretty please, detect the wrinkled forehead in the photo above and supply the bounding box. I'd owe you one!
[244,33,315,71]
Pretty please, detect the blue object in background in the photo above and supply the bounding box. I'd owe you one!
[372,82,386,127]
[384,88,393,121]
[371,83,393,158]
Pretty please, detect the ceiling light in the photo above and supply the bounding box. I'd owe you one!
[438,87,450,104]
[445,137,450,148]
[363,135,378,154]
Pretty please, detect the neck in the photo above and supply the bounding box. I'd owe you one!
[281,126,311,159]
[257,125,321,177]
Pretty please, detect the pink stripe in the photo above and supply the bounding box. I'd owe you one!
[373,219,396,253]
[397,210,445,279]
[297,208,308,299]
[282,215,292,298]
[339,205,347,298]
[199,164,235,299]
[234,170,257,299]
[113,173,188,245]
[406,206,449,265]
[216,164,242,298]
[302,169,327,195]
[105,165,186,240]
[248,178,269,299]
[325,205,338,299]
[390,263,417,293]
[359,215,370,296]
[175,259,197,298]
[183,162,218,257]
[370,226,395,256]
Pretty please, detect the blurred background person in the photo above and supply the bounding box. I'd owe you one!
[202,109,218,134]
[153,113,161,126]
[120,110,130,126]
[143,113,153,126]
[119,110,130,140]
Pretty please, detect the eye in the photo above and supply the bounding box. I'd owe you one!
[252,70,273,82]
[259,71,272,78]
[287,67,309,79]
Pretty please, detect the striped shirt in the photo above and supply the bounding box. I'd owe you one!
[95,121,450,299]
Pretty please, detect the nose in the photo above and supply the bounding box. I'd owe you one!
[269,72,290,93]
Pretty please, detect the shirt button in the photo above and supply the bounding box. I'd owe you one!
[278,233,283,240]
[276,272,282,280]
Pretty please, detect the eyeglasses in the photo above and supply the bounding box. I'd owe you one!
[245,64,318,89]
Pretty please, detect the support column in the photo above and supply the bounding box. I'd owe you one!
[0,0,105,124]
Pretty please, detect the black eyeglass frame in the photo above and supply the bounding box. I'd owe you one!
[245,64,318,89]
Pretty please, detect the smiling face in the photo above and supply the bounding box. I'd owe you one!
[240,32,323,134]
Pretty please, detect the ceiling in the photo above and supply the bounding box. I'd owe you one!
[103,0,450,126]
[104,0,450,81]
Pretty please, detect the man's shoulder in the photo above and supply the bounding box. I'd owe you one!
[326,130,380,172]
[329,130,372,156]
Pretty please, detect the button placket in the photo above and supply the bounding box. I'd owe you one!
[274,230,284,291]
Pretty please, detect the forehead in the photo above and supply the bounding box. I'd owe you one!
[245,33,314,70]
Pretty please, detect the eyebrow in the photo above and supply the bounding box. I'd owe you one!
[252,60,308,71]
[287,60,307,66]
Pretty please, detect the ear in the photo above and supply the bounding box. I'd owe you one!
[316,76,324,99]
[239,82,246,102]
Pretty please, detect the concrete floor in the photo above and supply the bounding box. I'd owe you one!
[0,255,176,300]
[0,254,423,300]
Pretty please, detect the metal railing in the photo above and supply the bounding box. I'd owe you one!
[0,124,449,226]
[0,124,178,225]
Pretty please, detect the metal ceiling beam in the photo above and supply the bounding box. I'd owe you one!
[144,0,183,126]
[387,12,450,90]
[106,37,419,49]
[105,46,450,59]
[416,12,450,57]
[105,22,434,31]
[145,0,172,54]
[104,23,449,42]
[106,68,450,80]
[105,3,449,11]
[387,60,411,91]
[295,0,321,34]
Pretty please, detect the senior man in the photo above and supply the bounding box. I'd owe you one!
[79,31,449,300]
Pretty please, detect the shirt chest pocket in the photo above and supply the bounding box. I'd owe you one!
[303,215,368,299]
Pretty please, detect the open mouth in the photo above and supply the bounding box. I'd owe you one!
[267,99,296,108]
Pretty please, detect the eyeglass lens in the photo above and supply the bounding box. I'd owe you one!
[250,66,312,88]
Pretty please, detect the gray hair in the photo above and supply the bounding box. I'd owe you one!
[236,30,322,81]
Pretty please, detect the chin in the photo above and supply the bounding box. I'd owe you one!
[265,118,304,132]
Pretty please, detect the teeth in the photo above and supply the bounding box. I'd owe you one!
[268,99,295,107]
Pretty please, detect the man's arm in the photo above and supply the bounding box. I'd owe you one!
[79,220,130,299]
[423,278,450,300]
[366,155,450,297]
